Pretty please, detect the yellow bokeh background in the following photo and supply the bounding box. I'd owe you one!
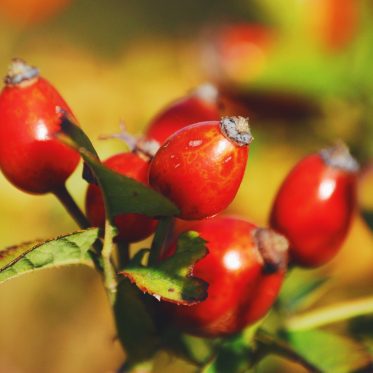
[0,0,372,371]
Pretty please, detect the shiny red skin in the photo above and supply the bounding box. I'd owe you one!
[162,216,285,337]
[86,152,158,243]
[0,77,80,194]
[149,121,248,220]
[145,95,220,145]
[270,153,357,268]
[217,24,274,60]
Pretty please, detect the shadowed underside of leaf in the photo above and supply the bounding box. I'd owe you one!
[58,117,179,220]
[121,231,209,305]
[0,229,99,284]
[114,279,160,369]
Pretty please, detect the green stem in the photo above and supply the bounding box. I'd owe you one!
[148,217,172,265]
[286,296,373,331]
[102,219,118,304]
[53,184,90,229]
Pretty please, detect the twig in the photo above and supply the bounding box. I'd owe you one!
[53,184,90,229]
[102,219,118,304]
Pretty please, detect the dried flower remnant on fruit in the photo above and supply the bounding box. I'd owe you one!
[4,58,39,86]
[135,138,161,159]
[320,142,359,172]
[253,228,288,274]
[220,116,253,146]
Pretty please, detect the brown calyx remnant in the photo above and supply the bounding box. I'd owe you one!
[253,228,289,274]
[220,116,253,146]
[4,58,39,87]
[320,141,359,173]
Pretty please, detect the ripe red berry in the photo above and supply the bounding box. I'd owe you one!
[307,0,359,52]
[203,23,275,85]
[149,116,252,220]
[161,216,288,337]
[270,144,359,268]
[0,59,80,194]
[85,152,158,243]
[144,84,221,146]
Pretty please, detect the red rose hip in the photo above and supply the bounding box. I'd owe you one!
[0,59,80,194]
[270,143,359,268]
[162,216,288,337]
[86,152,158,243]
[149,116,253,220]
[144,84,220,146]
[307,0,359,52]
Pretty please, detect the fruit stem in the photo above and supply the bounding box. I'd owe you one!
[254,228,289,274]
[53,185,90,229]
[285,295,373,331]
[102,219,118,305]
[148,217,172,265]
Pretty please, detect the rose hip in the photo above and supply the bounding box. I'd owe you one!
[0,58,80,194]
[161,216,288,337]
[149,116,253,220]
[270,143,359,268]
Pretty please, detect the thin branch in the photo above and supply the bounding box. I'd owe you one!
[102,219,118,304]
[53,184,90,229]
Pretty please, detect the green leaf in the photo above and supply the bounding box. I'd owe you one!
[114,279,159,368]
[60,115,99,158]
[286,329,371,373]
[253,329,322,373]
[121,231,208,305]
[278,269,329,313]
[0,229,99,284]
[57,116,179,220]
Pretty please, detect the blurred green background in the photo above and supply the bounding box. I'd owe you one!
[0,0,373,371]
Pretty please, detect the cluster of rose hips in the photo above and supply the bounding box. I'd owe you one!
[0,59,358,339]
